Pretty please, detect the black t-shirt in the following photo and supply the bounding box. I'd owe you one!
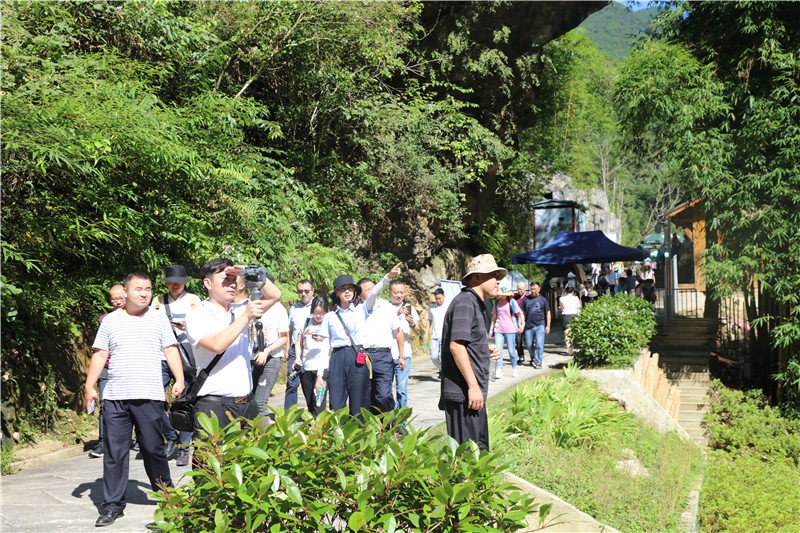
[520,295,550,329]
[440,287,490,403]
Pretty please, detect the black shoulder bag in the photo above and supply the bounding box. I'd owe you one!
[168,351,224,432]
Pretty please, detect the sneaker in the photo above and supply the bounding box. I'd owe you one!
[88,442,104,458]
[131,440,139,452]
[495,369,504,379]
[512,369,519,378]
[176,449,190,467]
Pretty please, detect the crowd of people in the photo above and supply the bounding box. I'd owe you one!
[82,254,658,526]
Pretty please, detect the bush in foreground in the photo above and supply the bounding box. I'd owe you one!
[153,407,549,532]
[569,293,656,368]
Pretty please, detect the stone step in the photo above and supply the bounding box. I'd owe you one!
[680,392,710,404]
[680,403,709,415]
[667,371,711,382]
[679,411,707,425]
[664,365,711,375]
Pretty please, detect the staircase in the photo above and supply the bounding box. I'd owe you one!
[650,318,716,446]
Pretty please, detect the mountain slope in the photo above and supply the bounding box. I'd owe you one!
[579,2,661,61]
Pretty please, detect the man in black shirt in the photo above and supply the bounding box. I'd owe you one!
[440,254,505,452]
[520,282,551,369]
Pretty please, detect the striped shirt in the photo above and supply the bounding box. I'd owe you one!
[92,308,176,401]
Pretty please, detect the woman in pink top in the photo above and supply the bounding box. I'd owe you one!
[489,291,525,378]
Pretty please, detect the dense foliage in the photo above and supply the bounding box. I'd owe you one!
[700,381,800,532]
[615,1,800,411]
[153,407,549,532]
[3,1,608,433]
[490,367,701,532]
[569,294,657,368]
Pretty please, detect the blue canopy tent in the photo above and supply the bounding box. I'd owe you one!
[512,230,650,265]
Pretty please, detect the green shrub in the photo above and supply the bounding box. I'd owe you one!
[699,451,800,533]
[705,381,800,464]
[153,407,550,532]
[569,294,656,368]
[700,381,800,532]
[1,446,15,476]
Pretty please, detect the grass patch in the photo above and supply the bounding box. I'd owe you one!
[482,365,702,532]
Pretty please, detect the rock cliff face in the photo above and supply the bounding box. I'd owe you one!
[549,172,622,243]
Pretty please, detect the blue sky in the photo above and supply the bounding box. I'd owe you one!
[616,1,657,11]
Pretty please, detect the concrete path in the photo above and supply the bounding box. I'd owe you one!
[1,330,570,533]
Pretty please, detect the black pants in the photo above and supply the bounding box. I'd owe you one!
[103,399,173,513]
[443,399,489,452]
[328,346,370,419]
[193,394,259,440]
[368,349,395,415]
[300,370,328,416]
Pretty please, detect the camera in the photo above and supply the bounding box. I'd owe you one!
[287,368,302,381]
[241,266,268,287]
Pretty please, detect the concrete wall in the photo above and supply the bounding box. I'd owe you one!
[580,350,690,439]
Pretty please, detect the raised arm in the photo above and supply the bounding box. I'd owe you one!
[364,262,401,312]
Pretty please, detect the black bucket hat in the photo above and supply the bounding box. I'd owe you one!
[329,274,361,303]
[162,264,191,283]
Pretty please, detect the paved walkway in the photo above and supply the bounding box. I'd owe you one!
[1,329,570,533]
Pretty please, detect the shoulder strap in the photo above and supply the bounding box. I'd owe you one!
[335,312,361,351]
[161,294,172,319]
[183,351,224,403]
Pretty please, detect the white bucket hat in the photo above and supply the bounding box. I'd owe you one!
[461,254,508,283]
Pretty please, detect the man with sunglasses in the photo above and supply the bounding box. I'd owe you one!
[285,280,315,409]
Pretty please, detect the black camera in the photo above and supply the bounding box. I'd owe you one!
[287,368,302,382]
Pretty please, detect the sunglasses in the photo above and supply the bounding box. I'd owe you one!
[297,289,313,294]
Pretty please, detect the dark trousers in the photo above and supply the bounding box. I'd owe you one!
[284,345,301,409]
[328,346,370,419]
[192,394,258,470]
[102,399,173,513]
[300,370,328,416]
[443,399,490,452]
[368,350,395,415]
[161,360,193,449]
[97,367,108,441]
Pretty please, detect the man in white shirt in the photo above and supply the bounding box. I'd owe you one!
[251,274,289,425]
[84,272,185,527]
[285,279,314,409]
[425,289,448,371]
[151,264,199,466]
[389,280,420,409]
[185,258,281,442]
[357,263,404,414]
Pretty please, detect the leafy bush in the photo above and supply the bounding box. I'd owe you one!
[153,407,550,532]
[503,366,637,449]
[700,381,800,532]
[569,294,656,368]
[705,381,800,464]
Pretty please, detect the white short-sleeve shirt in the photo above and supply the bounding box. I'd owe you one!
[92,308,175,401]
[186,301,252,397]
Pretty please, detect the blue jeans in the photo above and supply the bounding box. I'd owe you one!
[493,332,518,368]
[524,326,546,366]
[284,345,301,409]
[430,338,441,369]
[394,357,411,409]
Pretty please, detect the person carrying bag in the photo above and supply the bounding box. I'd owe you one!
[168,351,224,433]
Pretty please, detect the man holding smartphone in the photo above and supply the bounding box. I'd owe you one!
[84,272,185,527]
